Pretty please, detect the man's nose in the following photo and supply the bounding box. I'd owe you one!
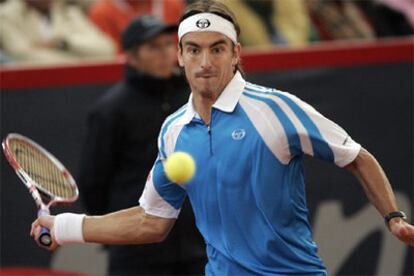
[200,51,212,69]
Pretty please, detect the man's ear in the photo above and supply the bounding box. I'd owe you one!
[125,47,139,68]
[177,47,184,67]
[232,42,241,66]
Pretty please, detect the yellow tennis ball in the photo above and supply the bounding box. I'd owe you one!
[164,151,196,185]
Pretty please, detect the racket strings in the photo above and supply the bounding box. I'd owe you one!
[9,140,76,199]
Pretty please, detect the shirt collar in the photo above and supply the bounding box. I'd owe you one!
[177,71,246,125]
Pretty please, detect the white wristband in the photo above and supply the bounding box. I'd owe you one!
[53,213,86,245]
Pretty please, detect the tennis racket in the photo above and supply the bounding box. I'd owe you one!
[2,133,78,247]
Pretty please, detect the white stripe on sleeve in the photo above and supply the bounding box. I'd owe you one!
[139,167,181,219]
[240,94,291,164]
[278,91,361,167]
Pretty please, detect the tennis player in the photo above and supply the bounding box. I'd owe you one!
[31,1,414,275]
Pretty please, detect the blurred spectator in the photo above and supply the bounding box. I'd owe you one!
[219,0,315,48]
[0,49,12,64]
[67,0,96,13]
[0,0,115,65]
[78,15,206,275]
[306,0,376,41]
[88,0,185,53]
[357,0,414,37]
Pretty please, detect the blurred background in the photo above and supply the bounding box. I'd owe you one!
[1,0,413,275]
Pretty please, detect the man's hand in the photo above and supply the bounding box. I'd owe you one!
[30,215,59,251]
[389,218,414,246]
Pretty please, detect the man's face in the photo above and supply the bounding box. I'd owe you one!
[127,33,177,79]
[178,32,240,97]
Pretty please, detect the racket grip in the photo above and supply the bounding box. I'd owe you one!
[37,208,52,247]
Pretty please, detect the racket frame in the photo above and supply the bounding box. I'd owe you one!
[2,133,79,246]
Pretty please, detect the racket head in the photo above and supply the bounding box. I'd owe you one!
[2,133,78,205]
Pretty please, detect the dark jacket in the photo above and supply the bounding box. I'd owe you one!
[78,65,206,270]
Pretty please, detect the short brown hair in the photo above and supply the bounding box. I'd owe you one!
[178,0,244,75]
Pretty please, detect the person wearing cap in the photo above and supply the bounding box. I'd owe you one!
[88,0,185,54]
[31,1,414,275]
[76,15,206,275]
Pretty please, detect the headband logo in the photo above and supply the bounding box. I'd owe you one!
[196,19,211,29]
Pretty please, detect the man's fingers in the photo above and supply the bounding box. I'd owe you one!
[38,215,54,229]
[402,222,414,245]
[33,225,41,239]
[30,221,36,237]
[30,215,59,251]
[391,221,414,246]
[30,216,52,238]
[30,219,40,237]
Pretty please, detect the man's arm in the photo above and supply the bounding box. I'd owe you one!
[31,207,175,251]
[84,207,175,244]
[345,147,414,245]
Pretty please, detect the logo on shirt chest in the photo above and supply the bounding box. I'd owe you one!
[232,129,246,140]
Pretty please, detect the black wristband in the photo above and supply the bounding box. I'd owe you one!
[384,211,407,228]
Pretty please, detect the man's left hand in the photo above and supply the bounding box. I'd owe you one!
[390,218,414,246]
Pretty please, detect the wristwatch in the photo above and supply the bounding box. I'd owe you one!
[384,211,407,229]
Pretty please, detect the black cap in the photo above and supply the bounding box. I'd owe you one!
[121,15,177,50]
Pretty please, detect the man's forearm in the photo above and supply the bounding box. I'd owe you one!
[346,148,398,216]
[83,206,175,244]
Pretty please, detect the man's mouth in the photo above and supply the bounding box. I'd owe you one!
[196,73,216,79]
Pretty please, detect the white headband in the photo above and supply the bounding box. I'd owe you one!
[178,13,237,44]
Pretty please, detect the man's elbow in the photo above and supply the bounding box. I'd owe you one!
[126,226,167,244]
[151,230,169,243]
[137,215,173,244]
[138,227,169,244]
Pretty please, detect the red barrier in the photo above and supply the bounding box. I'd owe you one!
[0,267,83,276]
[242,37,414,72]
[0,37,412,90]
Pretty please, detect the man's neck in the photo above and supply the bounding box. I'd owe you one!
[191,74,235,125]
[192,93,217,125]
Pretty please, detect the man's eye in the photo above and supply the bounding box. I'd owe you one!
[189,48,199,54]
[212,48,223,54]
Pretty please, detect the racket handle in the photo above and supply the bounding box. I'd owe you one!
[37,208,52,247]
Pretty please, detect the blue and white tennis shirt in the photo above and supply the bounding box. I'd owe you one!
[139,71,361,275]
